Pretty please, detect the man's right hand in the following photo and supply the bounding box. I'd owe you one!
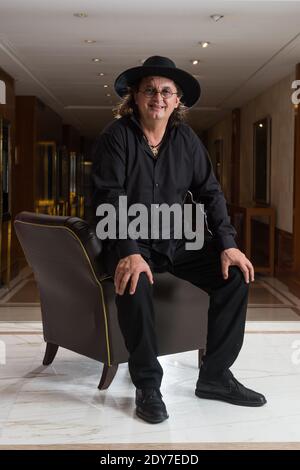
[114,254,154,296]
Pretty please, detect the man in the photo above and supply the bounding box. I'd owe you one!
[91,56,266,424]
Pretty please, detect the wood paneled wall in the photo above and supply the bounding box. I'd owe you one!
[0,67,16,280]
[15,96,63,214]
[14,96,63,273]
[63,124,81,153]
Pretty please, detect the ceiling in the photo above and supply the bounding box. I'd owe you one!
[0,0,300,139]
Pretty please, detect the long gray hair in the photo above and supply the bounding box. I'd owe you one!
[113,79,188,125]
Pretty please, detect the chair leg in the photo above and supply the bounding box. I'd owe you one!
[98,364,118,390]
[198,348,205,369]
[43,343,59,365]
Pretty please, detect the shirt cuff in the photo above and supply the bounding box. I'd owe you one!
[116,240,141,259]
[215,235,238,252]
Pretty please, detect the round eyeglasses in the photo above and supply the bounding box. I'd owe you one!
[139,86,178,99]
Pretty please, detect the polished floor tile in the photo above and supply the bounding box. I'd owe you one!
[1,271,300,445]
[7,280,40,304]
[246,307,299,321]
[0,325,300,444]
[0,307,42,322]
[248,284,284,305]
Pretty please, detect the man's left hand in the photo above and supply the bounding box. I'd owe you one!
[221,248,254,284]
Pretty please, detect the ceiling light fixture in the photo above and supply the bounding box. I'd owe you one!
[92,58,101,62]
[103,84,109,88]
[84,39,96,44]
[73,12,88,18]
[97,73,105,77]
[191,60,199,65]
[199,41,210,48]
[106,93,111,97]
[210,14,223,22]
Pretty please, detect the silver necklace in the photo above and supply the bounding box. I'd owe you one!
[144,135,163,158]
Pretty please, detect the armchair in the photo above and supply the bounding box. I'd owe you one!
[14,212,208,390]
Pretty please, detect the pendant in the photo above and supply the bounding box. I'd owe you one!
[151,147,159,158]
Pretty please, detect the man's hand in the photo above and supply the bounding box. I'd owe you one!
[114,254,154,295]
[221,248,254,284]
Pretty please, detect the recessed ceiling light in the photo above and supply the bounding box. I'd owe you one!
[199,41,210,48]
[106,93,111,97]
[84,39,96,44]
[97,73,105,77]
[191,60,199,65]
[103,84,109,88]
[210,14,223,22]
[73,12,88,18]
[92,58,101,62]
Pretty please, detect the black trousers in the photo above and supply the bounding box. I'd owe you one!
[104,238,249,389]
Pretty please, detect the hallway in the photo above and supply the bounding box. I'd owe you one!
[1,0,300,452]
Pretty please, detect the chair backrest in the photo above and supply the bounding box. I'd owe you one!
[14,212,113,364]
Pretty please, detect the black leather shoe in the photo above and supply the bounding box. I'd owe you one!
[135,388,169,424]
[195,370,267,407]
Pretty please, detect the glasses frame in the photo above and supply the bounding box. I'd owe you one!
[138,87,179,100]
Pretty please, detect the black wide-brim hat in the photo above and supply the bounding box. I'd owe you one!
[114,55,201,108]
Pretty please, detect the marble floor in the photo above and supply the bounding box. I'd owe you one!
[0,272,300,448]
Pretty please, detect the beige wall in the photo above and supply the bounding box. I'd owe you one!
[240,73,295,233]
[206,72,295,233]
[206,115,232,202]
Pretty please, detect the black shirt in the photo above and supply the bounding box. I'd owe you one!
[91,113,237,263]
